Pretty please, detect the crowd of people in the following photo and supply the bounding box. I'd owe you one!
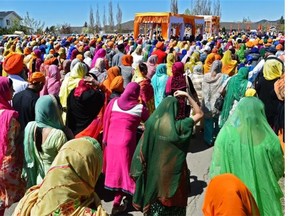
[0,29,285,216]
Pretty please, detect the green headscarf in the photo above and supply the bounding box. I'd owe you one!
[24,95,65,187]
[210,97,284,216]
[236,44,246,63]
[219,67,249,127]
[130,96,194,213]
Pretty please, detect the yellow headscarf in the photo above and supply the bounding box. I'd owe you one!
[263,58,283,80]
[13,137,107,216]
[59,62,87,123]
[184,51,202,73]
[245,88,257,97]
[166,53,175,76]
[221,50,237,76]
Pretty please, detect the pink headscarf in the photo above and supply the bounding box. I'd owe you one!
[117,82,140,111]
[0,77,13,110]
[146,55,158,79]
[0,77,18,165]
[47,65,61,95]
[91,48,106,69]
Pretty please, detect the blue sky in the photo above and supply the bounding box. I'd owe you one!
[1,0,285,27]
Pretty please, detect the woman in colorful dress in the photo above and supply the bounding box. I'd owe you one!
[131,90,203,216]
[23,94,70,188]
[209,96,284,216]
[151,63,169,108]
[202,60,229,145]
[221,50,238,76]
[219,66,251,128]
[134,63,155,115]
[102,82,149,215]
[13,137,108,216]
[59,61,87,123]
[0,77,26,216]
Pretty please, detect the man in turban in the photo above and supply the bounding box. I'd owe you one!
[112,43,125,67]
[151,41,167,64]
[3,53,28,94]
[12,72,45,135]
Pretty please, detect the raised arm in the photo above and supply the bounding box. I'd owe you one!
[173,90,203,123]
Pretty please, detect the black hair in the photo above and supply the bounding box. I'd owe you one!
[139,62,148,75]
[35,126,43,153]
[87,72,98,81]
[8,78,13,87]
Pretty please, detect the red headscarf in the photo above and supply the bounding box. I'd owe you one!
[74,79,93,98]
[171,62,186,90]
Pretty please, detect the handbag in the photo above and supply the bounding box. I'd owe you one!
[214,94,225,111]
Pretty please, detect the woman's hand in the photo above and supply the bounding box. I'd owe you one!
[173,90,188,97]
[84,75,99,87]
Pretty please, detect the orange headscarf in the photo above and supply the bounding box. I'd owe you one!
[121,54,133,66]
[110,76,124,93]
[203,53,216,74]
[202,174,260,216]
[102,66,121,91]
[221,50,237,76]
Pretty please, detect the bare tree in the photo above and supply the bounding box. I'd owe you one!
[108,0,114,32]
[59,23,72,34]
[191,0,212,15]
[103,5,107,32]
[116,2,122,32]
[213,0,221,16]
[170,0,178,14]
[23,12,45,34]
[89,7,95,34]
[95,4,101,33]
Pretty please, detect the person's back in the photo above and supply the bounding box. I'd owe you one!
[13,88,39,131]
[23,95,68,188]
[210,97,284,216]
[112,43,125,67]
[12,72,45,132]
[151,41,167,64]
[202,174,260,216]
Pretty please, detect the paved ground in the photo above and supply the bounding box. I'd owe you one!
[4,128,284,216]
[97,128,214,216]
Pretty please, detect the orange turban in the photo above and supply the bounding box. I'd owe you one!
[3,53,24,75]
[245,41,254,48]
[211,48,218,53]
[76,54,84,61]
[276,44,283,51]
[89,39,96,46]
[110,76,124,93]
[28,72,46,84]
[121,55,133,66]
[24,47,32,55]
[258,39,264,45]
[156,41,164,50]
[214,54,222,60]
[107,41,114,48]
[77,45,84,53]
[253,40,259,46]
[44,57,57,65]
[268,38,273,43]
